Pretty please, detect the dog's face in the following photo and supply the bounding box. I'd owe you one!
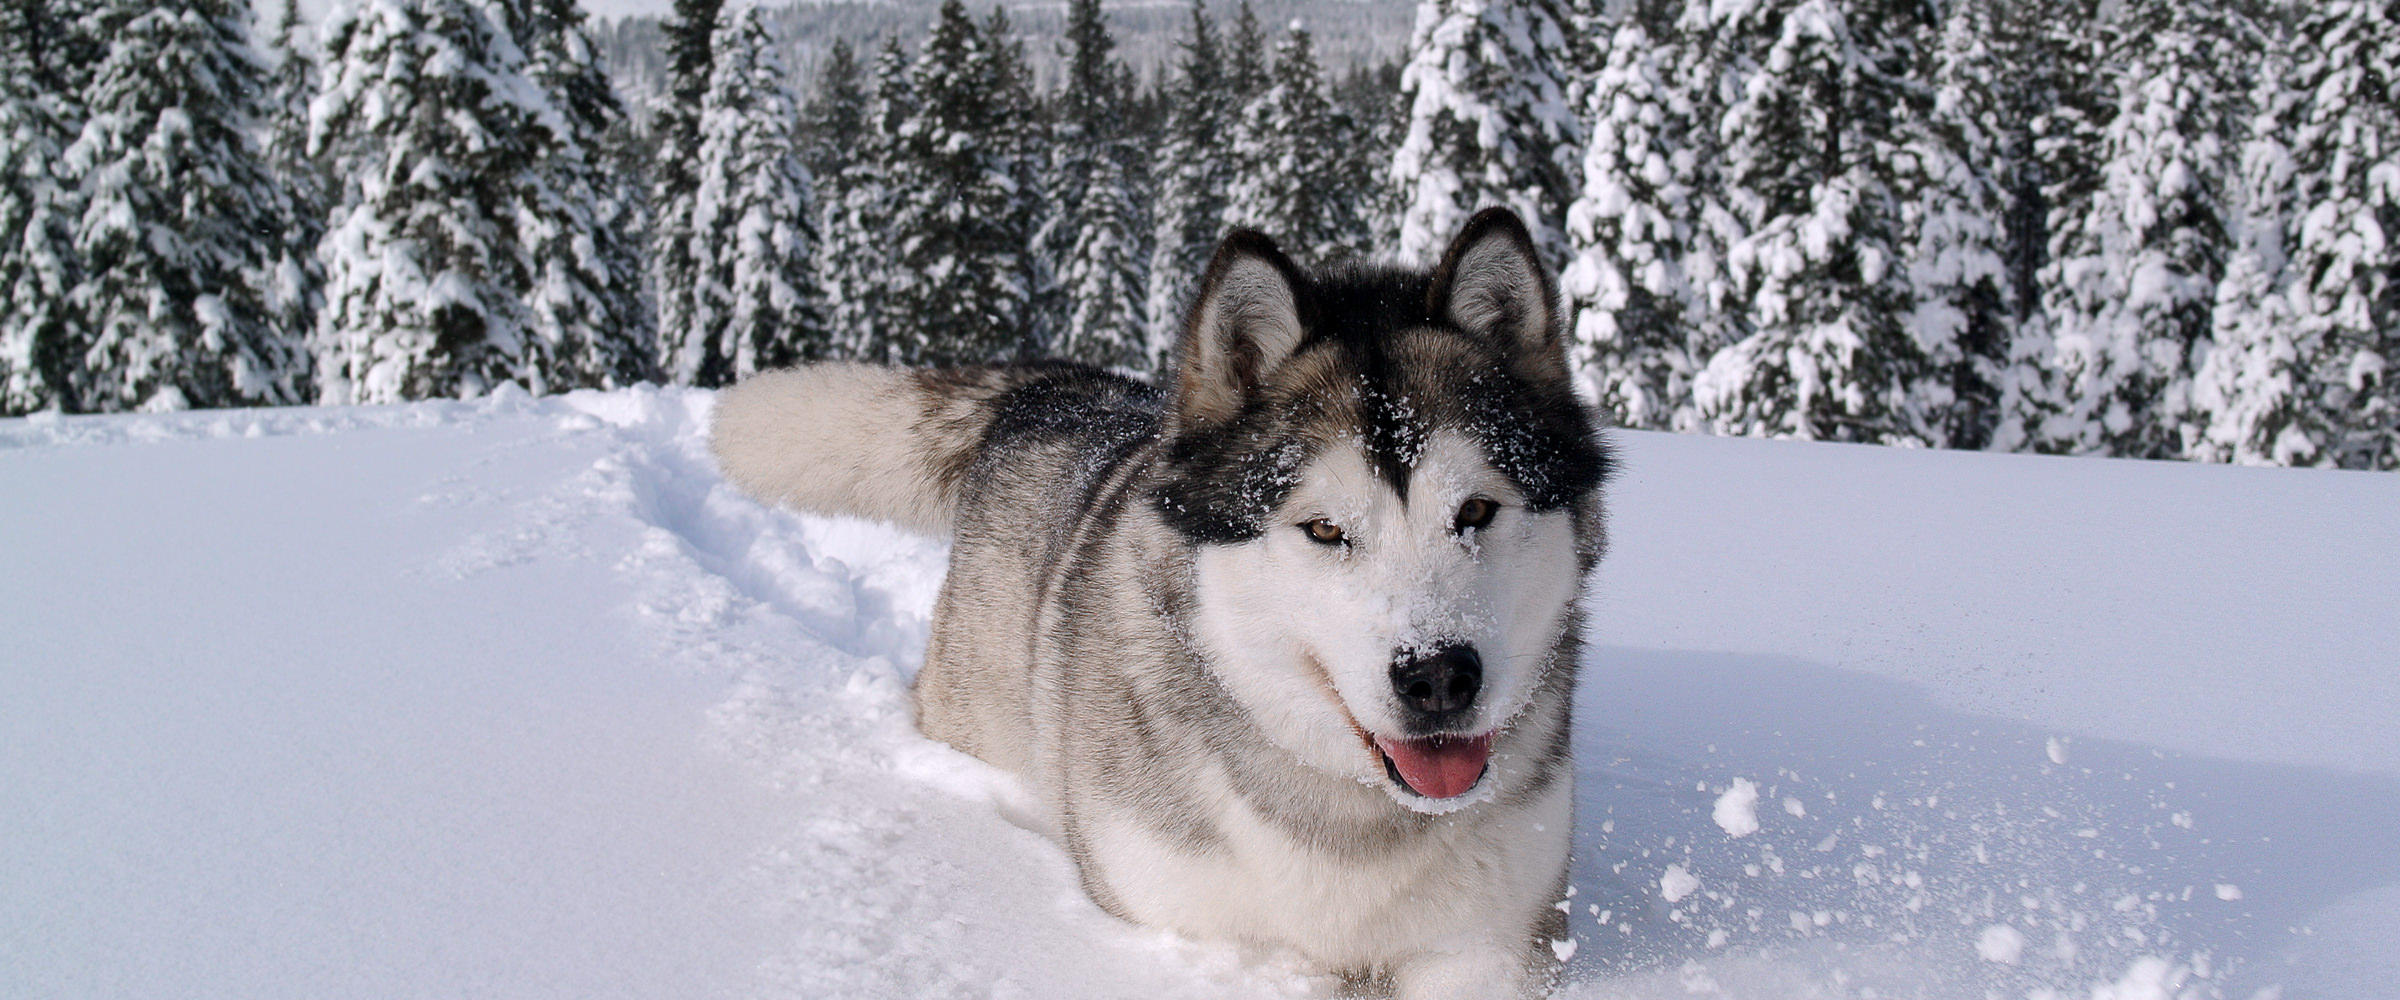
[1154,210,1608,811]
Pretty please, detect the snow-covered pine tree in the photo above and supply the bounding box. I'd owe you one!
[8,0,105,104]
[66,0,306,410]
[1047,0,1149,371]
[878,0,1036,365]
[1331,55,1407,245]
[1980,0,2084,452]
[1028,4,1086,354]
[2191,27,2310,467]
[646,0,722,383]
[1226,21,1372,264]
[1561,11,1718,432]
[592,114,652,341]
[1059,150,1148,369]
[656,0,719,129]
[1387,0,1584,267]
[1320,43,1390,255]
[823,36,909,361]
[309,0,554,402]
[2277,0,2400,469]
[0,0,90,413]
[1144,0,1235,365]
[262,0,325,392]
[983,4,1046,360]
[0,0,87,126]
[514,0,649,389]
[1897,0,2012,449]
[1227,0,1269,100]
[672,4,824,385]
[2034,0,2253,458]
[796,38,863,362]
[1022,93,1069,346]
[797,38,864,187]
[1691,0,1939,445]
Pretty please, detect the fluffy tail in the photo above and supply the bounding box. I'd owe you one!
[709,362,1048,535]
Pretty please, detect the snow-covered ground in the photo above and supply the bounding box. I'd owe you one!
[4,387,2395,999]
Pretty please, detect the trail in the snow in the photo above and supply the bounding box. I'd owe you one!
[555,388,1320,999]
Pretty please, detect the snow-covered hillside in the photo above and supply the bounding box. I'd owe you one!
[4,388,2395,999]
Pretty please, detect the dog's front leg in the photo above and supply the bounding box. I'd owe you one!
[1391,945,1547,1000]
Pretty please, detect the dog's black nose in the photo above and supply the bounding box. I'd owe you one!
[1391,645,1482,718]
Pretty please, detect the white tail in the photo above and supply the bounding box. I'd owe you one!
[710,362,1060,535]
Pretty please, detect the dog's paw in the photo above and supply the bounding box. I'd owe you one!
[1391,947,1545,1000]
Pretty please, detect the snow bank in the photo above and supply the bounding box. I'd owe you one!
[4,390,2394,999]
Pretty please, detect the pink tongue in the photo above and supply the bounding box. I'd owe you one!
[1377,734,1492,799]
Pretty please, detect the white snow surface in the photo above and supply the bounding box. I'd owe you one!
[5,386,2397,999]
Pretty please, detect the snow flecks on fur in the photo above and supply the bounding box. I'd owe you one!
[1390,763,1501,816]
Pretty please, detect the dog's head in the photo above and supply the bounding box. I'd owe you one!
[1153,209,1609,811]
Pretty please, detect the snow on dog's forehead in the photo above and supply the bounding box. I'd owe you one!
[1153,324,1607,545]
[1285,327,1602,508]
[1295,429,1506,515]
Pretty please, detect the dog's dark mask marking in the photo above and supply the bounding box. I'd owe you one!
[1152,213,1610,545]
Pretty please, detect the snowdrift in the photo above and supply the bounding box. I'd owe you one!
[4,387,2394,999]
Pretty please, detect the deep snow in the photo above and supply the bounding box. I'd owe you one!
[3,387,2395,999]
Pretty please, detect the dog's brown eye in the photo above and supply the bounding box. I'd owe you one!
[1301,519,1346,545]
[1455,498,1497,531]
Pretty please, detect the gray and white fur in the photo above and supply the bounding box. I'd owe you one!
[711,209,1610,999]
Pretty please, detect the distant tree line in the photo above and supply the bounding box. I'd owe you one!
[0,0,1396,403]
[589,0,1412,120]
[1,0,2394,470]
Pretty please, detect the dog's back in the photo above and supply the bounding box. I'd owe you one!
[711,360,1164,772]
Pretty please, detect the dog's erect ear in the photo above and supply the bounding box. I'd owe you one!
[1172,230,1310,429]
[1426,208,1570,384]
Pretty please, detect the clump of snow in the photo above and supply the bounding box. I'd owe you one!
[1712,778,1760,838]
[2085,957,2190,1000]
[1659,864,1700,903]
[1978,924,2026,963]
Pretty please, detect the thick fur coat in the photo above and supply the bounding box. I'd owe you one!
[711,208,1610,998]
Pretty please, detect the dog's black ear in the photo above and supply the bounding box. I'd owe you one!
[1171,229,1310,429]
[1426,208,1570,384]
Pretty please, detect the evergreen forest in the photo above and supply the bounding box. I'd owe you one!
[2,0,2395,469]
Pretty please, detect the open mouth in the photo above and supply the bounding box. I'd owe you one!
[1374,733,1493,799]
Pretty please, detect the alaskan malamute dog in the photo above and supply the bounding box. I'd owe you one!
[711,208,1609,998]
